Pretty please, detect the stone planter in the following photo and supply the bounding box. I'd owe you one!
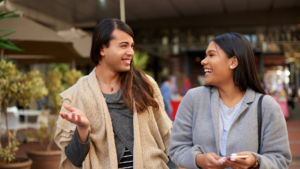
[0,156,32,169]
[26,149,61,169]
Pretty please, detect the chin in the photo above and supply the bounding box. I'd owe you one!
[204,80,211,85]
[119,67,130,72]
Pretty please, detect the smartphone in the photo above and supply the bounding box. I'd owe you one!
[227,155,249,159]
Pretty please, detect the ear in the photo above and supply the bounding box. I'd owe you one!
[100,46,106,57]
[229,56,239,69]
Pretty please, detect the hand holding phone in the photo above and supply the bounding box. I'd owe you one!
[228,155,249,159]
[228,154,249,161]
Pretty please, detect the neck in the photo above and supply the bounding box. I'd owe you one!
[217,81,246,108]
[95,64,120,85]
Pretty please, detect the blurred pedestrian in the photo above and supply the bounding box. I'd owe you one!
[169,33,291,169]
[161,76,173,119]
[181,77,191,96]
[288,84,297,109]
[55,18,176,169]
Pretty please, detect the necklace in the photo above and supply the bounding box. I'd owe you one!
[98,80,119,92]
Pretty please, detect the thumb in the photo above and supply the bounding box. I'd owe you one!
[211,153,222,160]
[210,153,224,166]
[63,104,76,112]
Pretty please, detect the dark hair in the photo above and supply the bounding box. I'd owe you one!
[90,18,158,113]
[212,33,266,94]
[90,18,134,65]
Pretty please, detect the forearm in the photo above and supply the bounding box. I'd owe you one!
[77,126,89,143]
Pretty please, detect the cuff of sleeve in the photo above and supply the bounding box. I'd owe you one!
[248,152,261,168]
[188,145,204,169]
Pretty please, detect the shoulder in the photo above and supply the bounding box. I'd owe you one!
[255,93,283,120]
[179,86,211,107]
[59,75,89,100]
[145,74,161,95]
[185,86,211,99]
[257,94,281,111]
[145,74,158,86]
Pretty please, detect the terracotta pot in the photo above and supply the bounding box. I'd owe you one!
[0,156,32,169]
[26,149,61,169]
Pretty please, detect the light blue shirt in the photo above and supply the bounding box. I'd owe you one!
[161,81,172,101]
[219,97,244,157]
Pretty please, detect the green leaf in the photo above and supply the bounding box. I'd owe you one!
[0,14,20,20]
[0,29,16,32]
[0,30,16,38]
[0,9,19,17]
[0,38,24,52]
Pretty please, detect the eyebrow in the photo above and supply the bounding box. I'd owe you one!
[207,50,217,53]
[119,41,135,45]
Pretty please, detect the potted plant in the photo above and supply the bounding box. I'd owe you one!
[133,50,153,76]
[26,65,83,169]
[0,59,48,169]
[0,2,48,168]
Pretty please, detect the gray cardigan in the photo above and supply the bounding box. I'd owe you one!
[169,86,292,169]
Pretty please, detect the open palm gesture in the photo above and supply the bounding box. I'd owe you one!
[60,104,90,128]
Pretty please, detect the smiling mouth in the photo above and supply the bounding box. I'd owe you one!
[204,69,213,74]
[122,59,131,64]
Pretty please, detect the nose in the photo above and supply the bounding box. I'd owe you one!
[127,47,134,56]
[201,57,208,65]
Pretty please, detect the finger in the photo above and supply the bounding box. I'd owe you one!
[210,158,225,167]
[60,112,65,118]
[64,104,76,112]
[230,152,252,165]
[77,114,82,125]
[211,153,222,160]
[224,159,246,169]
[218,157,227,164]
[65,113,73,121]
[231,157,248,165]
[72,112,77,123]
[204,153,224,167]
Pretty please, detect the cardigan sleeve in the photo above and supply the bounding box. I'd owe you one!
[54,98,82,169]
[168,89,204,169]
[250,95,292,168]
[65,128,90,168]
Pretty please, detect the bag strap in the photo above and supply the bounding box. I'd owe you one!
[257,95,264,154]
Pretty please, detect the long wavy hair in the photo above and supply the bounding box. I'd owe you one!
[90,18,159,113]
[212,33,266,94]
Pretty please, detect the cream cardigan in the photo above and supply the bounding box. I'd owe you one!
[54,69,173,169]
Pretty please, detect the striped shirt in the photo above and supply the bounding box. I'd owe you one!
[118,147,133,169]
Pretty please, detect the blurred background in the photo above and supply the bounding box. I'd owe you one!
[0,0,300,168]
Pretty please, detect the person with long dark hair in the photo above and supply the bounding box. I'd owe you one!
[169,33,291,169]
[54,18,176,169]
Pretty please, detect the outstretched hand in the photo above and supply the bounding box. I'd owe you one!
[60,104,90,129]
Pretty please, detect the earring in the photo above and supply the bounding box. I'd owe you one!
[230,66,233,68]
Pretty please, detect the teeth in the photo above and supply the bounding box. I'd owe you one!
[204,69,212,73]
[123,60,131,64]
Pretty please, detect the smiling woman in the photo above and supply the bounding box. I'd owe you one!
[54,18,176,169]
[169,33,291,169]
